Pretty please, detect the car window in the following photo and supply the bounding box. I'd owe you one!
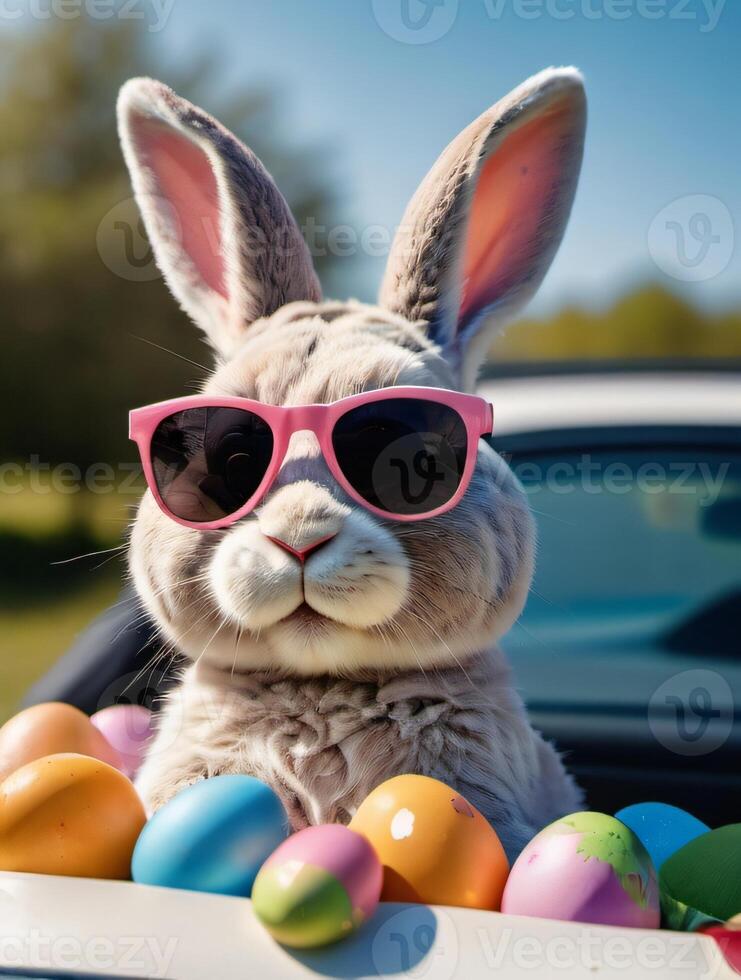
[498,445,741,712]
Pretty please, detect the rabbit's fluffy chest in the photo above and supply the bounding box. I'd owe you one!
[136,652,582,860]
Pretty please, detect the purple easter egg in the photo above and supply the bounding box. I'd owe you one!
[91,705,154,778]
[502,812,660,929]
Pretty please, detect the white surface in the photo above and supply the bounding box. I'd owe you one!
[478,373,741,435]
[0,872,735,979]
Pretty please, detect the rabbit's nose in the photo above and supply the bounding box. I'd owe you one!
[266,532,336,563]
[258,482,348,560]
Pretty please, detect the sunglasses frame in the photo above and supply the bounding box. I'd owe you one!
[130,386,494,530]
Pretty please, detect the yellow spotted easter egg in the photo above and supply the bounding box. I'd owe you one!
[349,774,509,910]
[0,753,146,879]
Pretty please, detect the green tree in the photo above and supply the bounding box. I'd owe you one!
[489,285,741,364]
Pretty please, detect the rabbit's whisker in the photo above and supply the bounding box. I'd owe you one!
[51,545,127,566]
[129,333,209,372]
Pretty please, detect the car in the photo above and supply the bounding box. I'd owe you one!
[482,367,741,828]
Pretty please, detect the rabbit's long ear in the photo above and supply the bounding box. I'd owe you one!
[117,78,321,356]
[380,68,586,390]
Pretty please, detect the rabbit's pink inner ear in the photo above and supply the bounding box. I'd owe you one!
[459,101,575,328]
[137,118,227,300]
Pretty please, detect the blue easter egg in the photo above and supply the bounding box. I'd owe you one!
[132,775,288,896]
[615,802,708,870]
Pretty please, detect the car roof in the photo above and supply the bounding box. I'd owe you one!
[478,371,741,435]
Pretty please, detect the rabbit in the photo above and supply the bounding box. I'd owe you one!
[118,66,587,860]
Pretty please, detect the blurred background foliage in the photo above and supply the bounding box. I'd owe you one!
[0,15,336,469]
[492,285,741,362]
[0,13,339,718]
[0,13,739,720]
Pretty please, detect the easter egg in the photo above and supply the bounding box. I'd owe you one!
[348,774,509,910]
[0,753,146,879]
[253,825,382,948]
[660,824,741,928]
[132,775,288,896]
[0,702,123,782]
[615,802,708,870]
[501,812,660,928]
[91,705,154,778]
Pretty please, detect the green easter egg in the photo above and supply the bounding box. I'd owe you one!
[253,862,357,949]
[660,824,741,927]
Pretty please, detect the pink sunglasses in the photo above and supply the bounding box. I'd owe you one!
[130,386,494,530]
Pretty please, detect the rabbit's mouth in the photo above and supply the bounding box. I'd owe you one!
[279,601,332,629]
[274,598,386,635]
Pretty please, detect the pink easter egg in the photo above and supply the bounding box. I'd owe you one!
[502,812,660,929]
[91,705,154,778]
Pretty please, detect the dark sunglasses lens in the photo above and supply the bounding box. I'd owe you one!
[150,407,273,523]
[332,398,468,516]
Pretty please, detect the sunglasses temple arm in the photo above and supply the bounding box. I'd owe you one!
[485,402,494,436]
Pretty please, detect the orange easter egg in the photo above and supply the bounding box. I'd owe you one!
[349,774,508,910]
[0,702,122,783]
[0,753,146,879]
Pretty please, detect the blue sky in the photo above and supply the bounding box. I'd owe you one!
[152,0,739,314]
